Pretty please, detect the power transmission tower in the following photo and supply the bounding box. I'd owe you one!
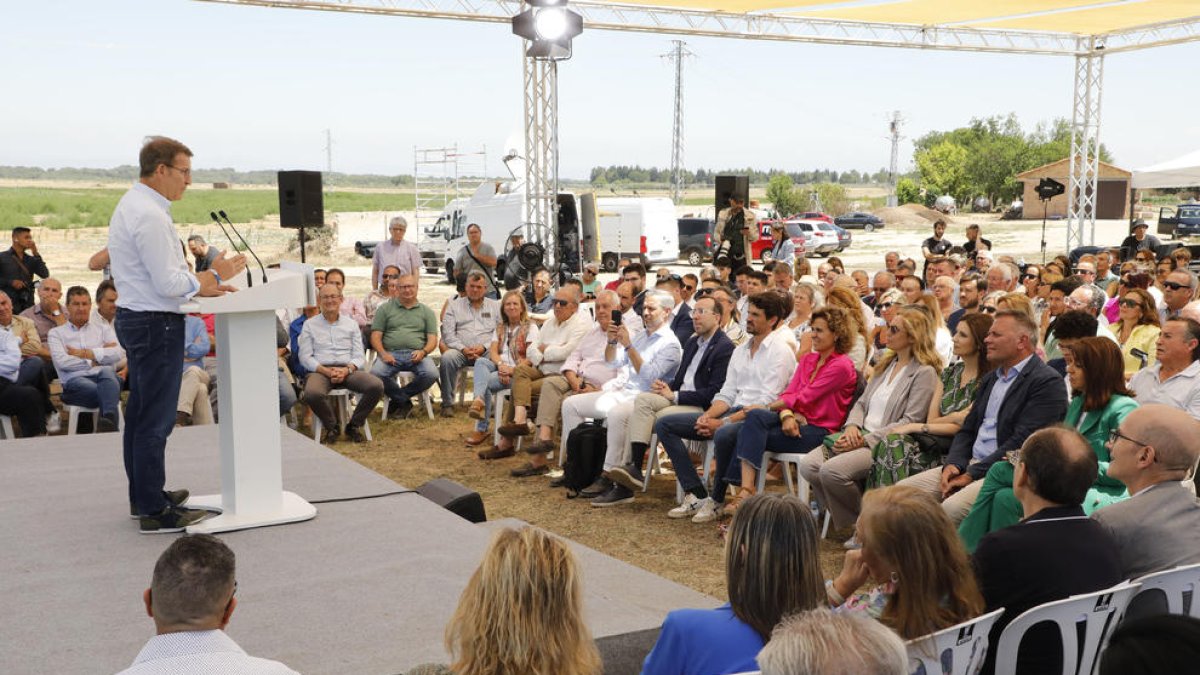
[324,129,333,175]
[662,40,692,205]
[887,111,903,207]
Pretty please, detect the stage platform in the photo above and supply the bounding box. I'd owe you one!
[0,426,718,674]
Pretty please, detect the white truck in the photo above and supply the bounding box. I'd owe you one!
[422,181,680,280]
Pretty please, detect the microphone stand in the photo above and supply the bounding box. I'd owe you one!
[209,211,252,286]
[219,210,268,285]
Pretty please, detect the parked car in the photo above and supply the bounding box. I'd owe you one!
[786,219,839,257]
[1157,204,1200,238]
[828,223,852,252]
[797,211,834,224]
[677,217,715,266]
[750,220,807,264]
[834,212,884,231]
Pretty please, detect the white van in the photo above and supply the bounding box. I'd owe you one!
[595,197,679,272]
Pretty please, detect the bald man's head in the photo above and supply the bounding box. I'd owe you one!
[1123,405,1200,476]
[1019,426,1097,507]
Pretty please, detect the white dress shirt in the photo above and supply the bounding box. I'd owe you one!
[528,309,592,373]
[109,182,201,313]
[118,629,298,675]
[299,313,366,372]
[561,324,620,387]
[713,327,799,409]
[604,323,683,394]
[0,329,20,382]
[48,320,125,384]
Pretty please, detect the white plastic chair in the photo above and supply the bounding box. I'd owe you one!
[380,371,435,420]
[490,389,524,452]
[1132,562,1200,618]
[906,607,1004,675]
[311,389,373,442]
[757,451,832,538]
[993,581,1141,675]
[0,415,14,439]
[66,403,122,435]
[646,436,714,503]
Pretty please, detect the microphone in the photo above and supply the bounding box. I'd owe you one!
[218,210,268,286]
[209,211,252,287]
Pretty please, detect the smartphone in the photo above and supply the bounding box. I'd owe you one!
[611,309,622,326]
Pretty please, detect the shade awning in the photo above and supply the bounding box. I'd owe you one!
[1132,149,1200,189]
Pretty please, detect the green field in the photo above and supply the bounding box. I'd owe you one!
[0,187,417,229]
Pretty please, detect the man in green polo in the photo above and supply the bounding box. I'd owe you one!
[369,274,438,419]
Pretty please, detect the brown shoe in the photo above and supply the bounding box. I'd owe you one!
[497,422,533,437]
[510,462,550,478]
[525,439,556,455]
[478,445,516,460]
[464,430,489,446]
[467,399,486,421]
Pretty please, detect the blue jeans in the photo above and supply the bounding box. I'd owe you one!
[471,358,505,433]
[61,367,122,417]
[116,309,184,516]
[655,408,742,501]
[370,349,437,403]
[736,408,828,469]
[278,369,297,415]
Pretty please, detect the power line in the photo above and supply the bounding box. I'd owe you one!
[661,40,693,205]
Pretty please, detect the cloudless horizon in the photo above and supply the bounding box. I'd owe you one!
[3,1,1199,180]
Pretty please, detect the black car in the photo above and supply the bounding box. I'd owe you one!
[677,217,715,266]
[834,212,884,231]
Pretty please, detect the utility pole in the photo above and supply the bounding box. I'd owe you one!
[324,129,333,176]
[887,111,903,207]
[662,40,692,205]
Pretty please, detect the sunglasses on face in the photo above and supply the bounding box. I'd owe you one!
[552,299,572,307]
[682,284,695,291]
[1022,274,1038,281]
[981,306,997,314]
[694,288,713,298]
[1119,299,1140,308]
[1164,281,1190,291]
[383,274,399,279]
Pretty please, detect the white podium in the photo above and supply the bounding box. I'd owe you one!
[179,266,316,534]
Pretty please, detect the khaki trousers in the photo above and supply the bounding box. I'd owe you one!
[177,366,213,425]
[896,464,985,524]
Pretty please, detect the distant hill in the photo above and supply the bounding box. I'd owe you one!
[0,165,420,189]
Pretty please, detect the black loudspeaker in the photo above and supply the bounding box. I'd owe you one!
[278,170,324,228]
[715,175,749,215]
[416,478,487,523]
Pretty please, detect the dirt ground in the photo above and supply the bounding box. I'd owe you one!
[31,203,1148,600]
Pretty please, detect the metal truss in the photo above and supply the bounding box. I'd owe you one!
[523,47,560,268]
[195,0,1200,55]
[1066,47,1104,252]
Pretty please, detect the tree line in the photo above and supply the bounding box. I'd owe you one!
[0,165,417,188]
[589,165,892,186]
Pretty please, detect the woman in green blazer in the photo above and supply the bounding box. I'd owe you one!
[958,337,1136,552]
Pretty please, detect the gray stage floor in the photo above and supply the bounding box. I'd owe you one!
[0,426,717,674]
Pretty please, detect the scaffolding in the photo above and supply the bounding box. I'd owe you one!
[412,144,488,239]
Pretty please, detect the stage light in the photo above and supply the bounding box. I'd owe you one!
[512,0,583,60]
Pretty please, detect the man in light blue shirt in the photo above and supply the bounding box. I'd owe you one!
[300,284,383,444]
[48,286,125,430]
[0,327,46,436]
[108,136,245,533]
[560,291,682,505]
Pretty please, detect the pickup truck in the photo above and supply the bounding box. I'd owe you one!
[1157,204,1200,237]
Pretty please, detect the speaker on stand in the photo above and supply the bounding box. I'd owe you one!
[278,170,325,263]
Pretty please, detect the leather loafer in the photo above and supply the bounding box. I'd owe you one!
[478,445,516,460]
[464,430,489,446]
[497,422,533,437]
[510,462,550,478]
[525,439,556,455]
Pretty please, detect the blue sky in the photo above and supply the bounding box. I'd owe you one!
[2,1,1198,179]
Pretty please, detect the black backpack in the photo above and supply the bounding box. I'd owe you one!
[561,421,607,498]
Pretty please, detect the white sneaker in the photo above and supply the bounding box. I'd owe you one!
[668,493,706,519]
[46,412,61,434]
[692,498,720,523]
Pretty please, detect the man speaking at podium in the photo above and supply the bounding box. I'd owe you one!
[109,136,246,534]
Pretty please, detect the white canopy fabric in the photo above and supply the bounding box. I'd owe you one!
[1132,149,1200,189]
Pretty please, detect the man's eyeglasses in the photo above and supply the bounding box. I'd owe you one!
[1108,428,1148,449]
[382,274,399,279]
[1164,281,1191,291]
[552,299,572,307]
[694,288,714,299]
[167,165,192,177]
[1074,268,1095,275]
[682,284,695,292]
[691,307,715,317]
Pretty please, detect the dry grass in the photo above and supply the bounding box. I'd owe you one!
[325,404,851,601]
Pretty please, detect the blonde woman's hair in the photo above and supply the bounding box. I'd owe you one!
[725,493,825,640]
[445,527,601,675]
[874,306,943,376]
[997,292,1036,325]
[858,486,984,639]
[793,281,825,309]
[910,293,945,329]
[499,289,530,327]
[825,286,869,348]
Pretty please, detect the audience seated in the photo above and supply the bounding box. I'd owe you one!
[1129,318,1200,419]
[656,275,694,345]
[19,276,65,384]
[799,306,941,538]
[657,292,798,523]
[369,274,439,419]
[118,534,298,674]
[561,291,682,505]
[48,285,124,432]
[1092,404,1200,579]
[897,309,1067,523]
[604,294,733,497]
[1110,287,1161,376]
[756,608,906,675]
[0,325,46,436]
[826,485,983,639]
[176,314,213,427]
[438,271,501,417]
[972,427,1122,675]
[960,337,1137,550]
[467,290,536,458]
[0,290,55,431]
[823,286,871,369]
[409,527,600,675]
[1098,615,1200,675]
[642,494,824,675]
[786,281,822,351]
[868,313,993,493]
[300,283,382,444]
[1044,309,1098,378]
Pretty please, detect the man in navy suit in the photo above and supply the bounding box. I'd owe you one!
[598,294,734,505]
[898,309,1068,522]
[658,275,695,345]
